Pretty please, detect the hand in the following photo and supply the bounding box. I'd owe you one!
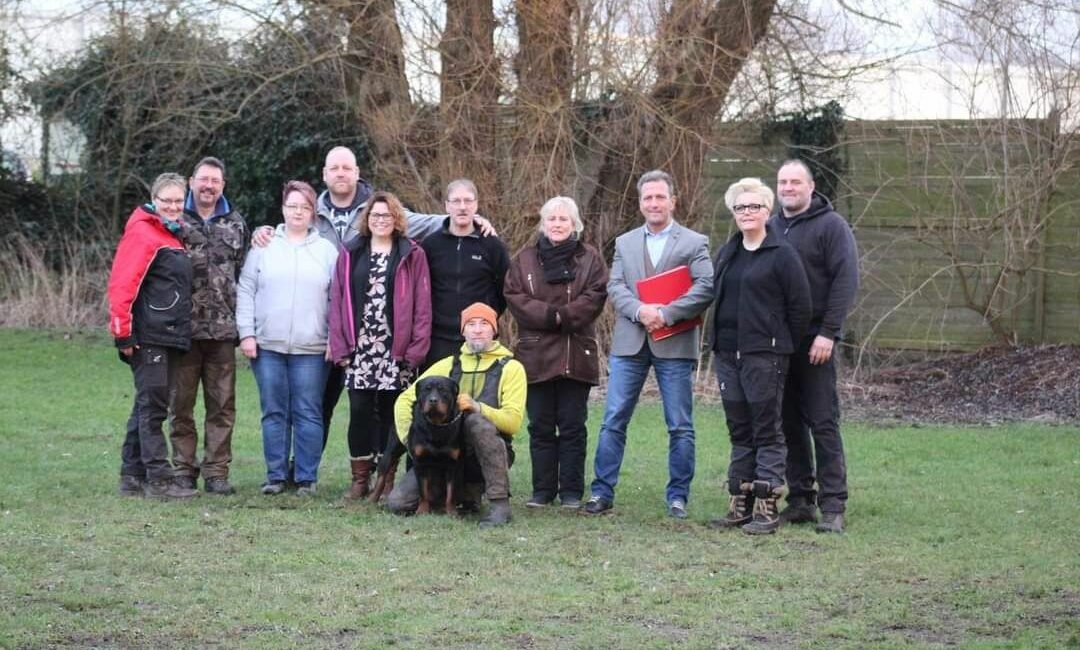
[251,225,274,248]
[336,359,351,368]
[240,337,258,359]
[457,394,479,413]
[120,346,136,357]
[808,335,834,365]
[474,216,497,237]
[638,304,665,332]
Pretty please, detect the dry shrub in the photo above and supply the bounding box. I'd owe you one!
[0,233,110,330]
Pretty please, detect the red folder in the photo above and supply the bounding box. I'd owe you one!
[636,265,702,341]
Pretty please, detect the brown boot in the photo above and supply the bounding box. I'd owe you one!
[344,456,374,500]
[742,480,783,535]
[708,482,754,528]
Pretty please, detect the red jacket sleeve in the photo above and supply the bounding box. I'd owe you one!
[107,220,158,348]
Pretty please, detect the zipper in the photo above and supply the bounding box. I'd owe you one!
[564,283,571,374]
[527,273,535,294]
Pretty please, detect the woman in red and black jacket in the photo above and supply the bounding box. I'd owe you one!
[107,173,196,501]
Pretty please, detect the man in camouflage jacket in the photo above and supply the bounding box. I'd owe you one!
[168,156,249,495]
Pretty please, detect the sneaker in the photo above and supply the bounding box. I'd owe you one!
[668,499,689,520]
[816,512,845,534]
[144,479,198,500]
[559,496,582,509]
[296,482,318,497]
[581,496,613,515]
[204,477,235,495]
[118,475,144,497]
[173,475,197,491]
[261,481,286,496]
[525,495,553,508]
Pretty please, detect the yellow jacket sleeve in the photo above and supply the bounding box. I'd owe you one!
[393,356,454,442]
[481,359,527,437]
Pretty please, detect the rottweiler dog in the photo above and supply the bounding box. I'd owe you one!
[370,376,466,515]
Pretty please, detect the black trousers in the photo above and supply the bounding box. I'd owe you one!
[321,363,345,451]
[346,388,400,458]
[121,345,181,481]
[782,342,848,513]
[714,351,788,492]
[526,378,592,501]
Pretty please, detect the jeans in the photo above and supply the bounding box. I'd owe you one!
[590,344,696,505]
[527,378,591,501]
[169,339,237,479]
[782,343,847,513]
[714,351,788,492]
[121,345,181,481]
[251,350,329,484]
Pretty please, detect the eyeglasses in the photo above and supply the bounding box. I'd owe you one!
[368,212,394,223]
[154,197,184,206]
[732,203,767,214]
[447,197,476,206]
[193,176,223,186]
[284,204,314,214]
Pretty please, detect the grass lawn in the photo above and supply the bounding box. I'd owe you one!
[0,329,1077,649]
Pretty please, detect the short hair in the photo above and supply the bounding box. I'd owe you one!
[324,146,357,167]
[356,191,408,238]
[636,170,675,196]
[779,158,814,181]
[281,179,318,212]
[537,196,584,236]
[151,172,186,199]
[192,156,226,179]
[445,178,478,200]
[724,177,775,213]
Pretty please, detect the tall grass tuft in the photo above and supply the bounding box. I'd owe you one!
[0,232,112,329]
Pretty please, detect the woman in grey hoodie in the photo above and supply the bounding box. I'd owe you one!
[238,180,339,496]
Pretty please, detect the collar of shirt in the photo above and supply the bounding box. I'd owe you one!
[644,220,675,267]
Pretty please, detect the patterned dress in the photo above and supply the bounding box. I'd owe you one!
[344,252,414,391]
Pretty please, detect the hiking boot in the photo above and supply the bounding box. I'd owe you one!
[581,495,613,515]
[173,475,197,491]
[816,512,845,534]
[708,482,753,529]
[668,499,689,519]
[479,498,512,528]
[118,475,144,497]
[742,481,782,535]
[204,477,235,495]
[144,478,198,500]
[296,482,318,497]
[779,497,818,524]
[344,457,374,500]
[261,481,286,496]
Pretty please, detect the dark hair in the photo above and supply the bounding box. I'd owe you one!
[636,170,675,196]
[192,156,226,179]
[281,180,318,212]
[357,191,408,238]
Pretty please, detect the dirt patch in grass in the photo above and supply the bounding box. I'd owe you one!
[844,345,1080,425]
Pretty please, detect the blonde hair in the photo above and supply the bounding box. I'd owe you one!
[724,177,774,213]
[537,196,584,236]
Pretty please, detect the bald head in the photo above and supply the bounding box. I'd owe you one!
[777,159,815,217]
[323,146,360,206]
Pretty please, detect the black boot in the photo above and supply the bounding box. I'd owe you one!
[479,498,512,528]
[742,480,782,535]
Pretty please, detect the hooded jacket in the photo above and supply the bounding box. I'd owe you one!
[236,225,339,355]
[707,225,812,355]
[504,238,608,385]
[328,235,432,368]
[314,184,446,247]
[179,193,248,341]
[107,205,192,351]
[394,341,526,441]
[768,192,859,342]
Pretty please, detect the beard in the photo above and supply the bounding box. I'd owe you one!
[465,339,489,354]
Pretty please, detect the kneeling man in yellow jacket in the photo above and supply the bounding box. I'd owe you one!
[390,302,526,527]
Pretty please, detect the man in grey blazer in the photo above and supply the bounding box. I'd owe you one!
[582,170,714,518]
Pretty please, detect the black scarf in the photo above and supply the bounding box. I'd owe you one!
[537,235,579,284]
[348,236,405,334]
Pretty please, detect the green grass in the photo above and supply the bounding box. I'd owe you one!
[0,329,1077,649]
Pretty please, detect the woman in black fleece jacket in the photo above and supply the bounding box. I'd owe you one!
[708,177,811,535]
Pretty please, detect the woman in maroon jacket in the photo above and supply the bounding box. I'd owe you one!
[505,196,608,509]
[328,191,432,499]
[107,172,198,501]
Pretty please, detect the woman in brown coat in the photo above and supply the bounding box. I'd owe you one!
[505,196,608,509]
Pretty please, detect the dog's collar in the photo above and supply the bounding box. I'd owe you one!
[425,410,464,428]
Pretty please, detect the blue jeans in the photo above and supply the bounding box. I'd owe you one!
[251,350,329,484]
[590,345,696,504]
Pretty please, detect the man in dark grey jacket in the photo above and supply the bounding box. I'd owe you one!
[770,159,859,533]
